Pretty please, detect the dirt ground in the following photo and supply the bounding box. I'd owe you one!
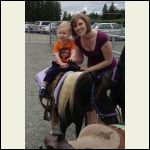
[25,33,124,149]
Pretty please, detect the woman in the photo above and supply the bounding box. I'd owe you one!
[70,13,117,125]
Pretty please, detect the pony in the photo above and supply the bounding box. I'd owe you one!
[56,70,120,138]
[113,47,125,122]
[40,47,125,138]
[40,47,125,149]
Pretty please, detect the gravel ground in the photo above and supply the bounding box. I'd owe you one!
[25,33,124,149]
[25,42,77,149]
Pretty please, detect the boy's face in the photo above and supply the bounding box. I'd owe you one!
[57,27,70,41]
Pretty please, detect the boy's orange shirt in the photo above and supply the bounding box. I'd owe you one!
[53,39,76,63]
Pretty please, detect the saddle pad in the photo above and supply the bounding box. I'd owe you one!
[68,124,125,149]
[34,67,50,88]
[53,71,74,104]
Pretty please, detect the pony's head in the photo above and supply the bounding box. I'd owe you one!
[94,75,119,124]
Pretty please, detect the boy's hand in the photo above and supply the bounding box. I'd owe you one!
[67,58,75,63]
[60,62,69,69]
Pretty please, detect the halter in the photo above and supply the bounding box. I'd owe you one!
[89,72,117,119]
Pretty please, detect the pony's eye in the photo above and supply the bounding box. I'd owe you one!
[106,89,111,98]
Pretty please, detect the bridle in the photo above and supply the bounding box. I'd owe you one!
[89,72,117,119]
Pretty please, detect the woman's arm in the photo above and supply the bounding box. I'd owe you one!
[85,41,113,72]
[76,47,84,64]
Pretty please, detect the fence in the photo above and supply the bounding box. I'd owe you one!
[25,20,125,60]
[109,34,125,60]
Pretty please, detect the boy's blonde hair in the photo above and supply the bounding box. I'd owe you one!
[58,21,71,32]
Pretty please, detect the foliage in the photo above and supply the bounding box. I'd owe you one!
[25,1,61,21]
[25,1,124,24]
[61,2,124,22]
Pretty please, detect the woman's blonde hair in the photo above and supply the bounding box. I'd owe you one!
[70,13,92,37]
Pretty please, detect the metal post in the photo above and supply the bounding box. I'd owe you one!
[49,22,52,45]
[28,27,30,43]
[112,36,115,49]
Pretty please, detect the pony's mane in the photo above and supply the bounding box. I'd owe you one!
[71,72,93,112]
[58,71,83,121]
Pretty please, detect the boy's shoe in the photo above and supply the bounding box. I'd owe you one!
[39,88,46,98]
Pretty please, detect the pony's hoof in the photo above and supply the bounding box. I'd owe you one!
[57,134,64,141]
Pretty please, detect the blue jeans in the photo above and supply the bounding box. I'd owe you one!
[44,61,80,84]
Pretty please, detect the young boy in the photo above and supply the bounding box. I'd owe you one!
[39,21,80,98]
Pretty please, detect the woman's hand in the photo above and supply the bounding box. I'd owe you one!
[80,66,87,71]
[84,68,92,72]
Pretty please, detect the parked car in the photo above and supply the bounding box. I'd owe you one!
[42,22,57,34]
[51,22,58,34]
[42,25,50,34]
[33,21,50,33]
[92,23,125,36]
[91,23,99,29]
[25,22,35,32]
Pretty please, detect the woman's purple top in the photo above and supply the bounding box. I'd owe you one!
[75,31,117,72]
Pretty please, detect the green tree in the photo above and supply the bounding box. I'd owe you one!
[62,10,68,21]
[108,2,117,19]
[53,1,62,20]
[109,2,117,13]
[25,1,31,21]
[100,2,125,25]
[62,11,73,21]
[25,1,62,21]
[102,3,109,20]
[67,13,72,20]
[89,12,99,21]
[82,10,87,14]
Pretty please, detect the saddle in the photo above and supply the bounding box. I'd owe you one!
[40,72,65,121]
[39,62,81,122]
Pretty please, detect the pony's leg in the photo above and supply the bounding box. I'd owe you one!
[52,123,63,137]
[60,126,67,138]
[52,115,64,136]
[75,121,83,137]
[121,106,125,123]
[84,114,88,126]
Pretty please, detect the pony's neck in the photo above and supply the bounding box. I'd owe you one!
[102,116,119,125]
